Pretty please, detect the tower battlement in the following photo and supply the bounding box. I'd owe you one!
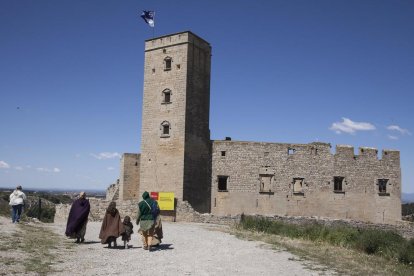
[145,31,211,52]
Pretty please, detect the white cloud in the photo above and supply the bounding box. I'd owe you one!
[91,152,121,160]
[387,125,411,136]
[107,167,115,171]
[330,117,376,134]
[388,135,399,140]
[37,167,61,173]
[0,161,10,169]
[14,166,23,171]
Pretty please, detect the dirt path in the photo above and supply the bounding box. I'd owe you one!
[47,221,335,275]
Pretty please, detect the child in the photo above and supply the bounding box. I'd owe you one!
[121,216,134,249]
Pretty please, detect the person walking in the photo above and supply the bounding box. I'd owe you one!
[99,202,124,248]
[9,185,26,223]
[136,191,158,251]
[121,216,134,249]
[65,191,90,243]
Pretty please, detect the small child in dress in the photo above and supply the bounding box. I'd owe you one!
[121,216,134,249]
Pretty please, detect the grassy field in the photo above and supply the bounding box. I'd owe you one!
[235,215,414,275]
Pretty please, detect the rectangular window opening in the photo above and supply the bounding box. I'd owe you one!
[164,92,171,103]
[378,179,388,194]
[221,151,226,157]
[293,178,304,194]
[165,59,172,71]
[218,176,228,192]
[259,175,273,193]
[334,176,344,192]
[163,125,169,135]
[288,148,296,155]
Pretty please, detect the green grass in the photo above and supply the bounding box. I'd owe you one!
[239,215,414,265]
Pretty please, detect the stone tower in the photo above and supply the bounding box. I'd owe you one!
[118,153,140,201]
[139,31,212,213]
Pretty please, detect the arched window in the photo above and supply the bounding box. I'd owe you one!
[162,89,171,104]
[164,57,172,71]
[160,121,170,137]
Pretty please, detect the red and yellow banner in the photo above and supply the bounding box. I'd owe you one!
[150,192,175,211]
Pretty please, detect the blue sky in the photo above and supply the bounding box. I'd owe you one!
[0,0,413,193]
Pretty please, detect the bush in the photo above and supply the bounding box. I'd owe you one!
[25,205,56,223]
[399,238,414,264]
[238,215,411,265]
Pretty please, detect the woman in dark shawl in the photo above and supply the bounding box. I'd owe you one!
[99,201,124,248]
[65,192,90,243]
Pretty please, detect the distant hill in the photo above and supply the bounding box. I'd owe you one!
[0,187,105,196]
[402,193,414,203]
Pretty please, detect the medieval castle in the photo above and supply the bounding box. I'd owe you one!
[108,31,401,225]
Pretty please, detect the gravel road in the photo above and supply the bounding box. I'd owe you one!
[48,221,334,275]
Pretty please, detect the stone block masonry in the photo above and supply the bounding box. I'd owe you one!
[119,153,140,201]
[139,31,211,213]
[211,141,401,224]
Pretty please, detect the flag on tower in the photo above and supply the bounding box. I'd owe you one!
[141,11,155,27]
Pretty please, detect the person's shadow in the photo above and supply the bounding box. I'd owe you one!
[151,243,174,251]
[81,241,101,245]
[104,243,174,250]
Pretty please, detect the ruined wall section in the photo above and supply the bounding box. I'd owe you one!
[106,182,119,201]
[211,140,401,224]
[55,199,138,223]
[119,153,140,201]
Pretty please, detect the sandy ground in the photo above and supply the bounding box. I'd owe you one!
[46,221,335,276]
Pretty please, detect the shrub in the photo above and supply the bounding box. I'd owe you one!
[238,215,411,265]
[399,238,414,265]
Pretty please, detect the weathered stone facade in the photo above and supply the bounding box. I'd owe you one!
[112,31,401,225]
[211,141,401,224]
[139,32,211,213]
[118,153,140,201]
[106,182,119,201]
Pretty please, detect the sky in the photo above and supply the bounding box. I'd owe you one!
[0,0,413,193]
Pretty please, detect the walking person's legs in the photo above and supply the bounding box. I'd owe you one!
[15,204,23,222]
[11,205,17,223]
[141,231,148,249]
[147,227,155,251]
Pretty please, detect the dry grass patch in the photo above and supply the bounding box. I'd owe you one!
[0,218,74,275]
[231,228,414,276]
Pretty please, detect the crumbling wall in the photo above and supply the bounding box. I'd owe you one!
[211,140,401,225]
[55,198,138,223]
[106,183,119,201]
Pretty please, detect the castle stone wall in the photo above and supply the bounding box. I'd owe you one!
[211,140,401,224]
[106,182,119,201]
